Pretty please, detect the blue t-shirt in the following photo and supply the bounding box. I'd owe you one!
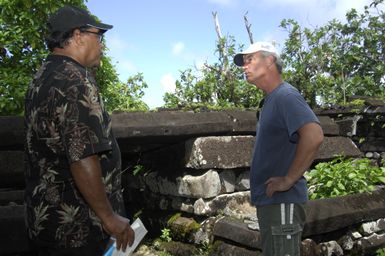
[250,82,319,206]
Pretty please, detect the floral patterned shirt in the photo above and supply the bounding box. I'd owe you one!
[24,54,124,248]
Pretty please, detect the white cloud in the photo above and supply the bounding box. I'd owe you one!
[194,59,207,71]
[307,0,374,24]
[331,0,374,20]
[103,33,139,82]
[260,0,309,5]
[112,60,137,82]
[207,0,236,6]
[119,60,136,72]
[107,36,126,50]
[160,73,176,93]
[172,42,185,56]
[105,33,136,52]
[257,0,376,26]
[171,41,208,65]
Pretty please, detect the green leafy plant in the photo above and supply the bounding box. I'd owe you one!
[347,99,365,108]
[0,0,148,115]
[160,228,172,242]
[163,35,263,110]
[358,137,366,144]
[306,156,385,199]
[197,242,212,256]
[133,209,143,220]
[377,248,385,256]
[132,164,146,176]
[345,99,366,113]
[280,1,385,108]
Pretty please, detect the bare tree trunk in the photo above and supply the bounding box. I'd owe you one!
[244,12,254,44]
[212,11,223,39]
[212,11,228,73]
[211,12,230,102]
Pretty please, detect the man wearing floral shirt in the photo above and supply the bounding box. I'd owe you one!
[24,5,134,255]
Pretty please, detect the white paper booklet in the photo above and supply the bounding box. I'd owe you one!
[104,218,148,256]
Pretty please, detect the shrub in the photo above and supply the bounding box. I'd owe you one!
[306,156,385,199]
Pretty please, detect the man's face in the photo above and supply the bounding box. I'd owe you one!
[79,28,104,67]
[242,52,270,85]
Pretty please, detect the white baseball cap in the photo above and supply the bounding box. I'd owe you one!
[233,41,279,66]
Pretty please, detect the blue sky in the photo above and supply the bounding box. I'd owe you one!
[86,0,376,109]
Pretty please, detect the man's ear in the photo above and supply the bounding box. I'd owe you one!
[71,29,84,46]
[267,55,276,67]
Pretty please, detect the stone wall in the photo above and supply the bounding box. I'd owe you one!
[0,98,384,255]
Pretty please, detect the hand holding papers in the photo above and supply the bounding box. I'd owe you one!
[104,218,148,256]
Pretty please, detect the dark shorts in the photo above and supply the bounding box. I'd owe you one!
[257,203,306,256]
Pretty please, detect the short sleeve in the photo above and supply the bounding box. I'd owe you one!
[55,69,112,164]
[278,92,319,142]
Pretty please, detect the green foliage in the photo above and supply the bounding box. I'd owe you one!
[306,156,385,199]
[166,213,200,242]
[163,36,263,110]
[280,0,385,108]
[132,164,146,176]
[344,99,365,108]
[0,0,85,115]
[197,242,212,256]
[133,209,143,220]
[0,0,148,115]
[341,98,366,113]
[100,71,149,112]
[377,247,385,256]
[164,1,385,110]
[2,0,384,114]
[160,228,172,242]
[167,213,182,226]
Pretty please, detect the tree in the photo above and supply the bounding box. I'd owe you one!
[100,71,149,112]
[0,0,148,115]
[163,16,263,111]
[280,0,385,107]
[164,1,384,110]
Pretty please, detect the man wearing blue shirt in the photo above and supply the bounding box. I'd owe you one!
[234,42,324,256]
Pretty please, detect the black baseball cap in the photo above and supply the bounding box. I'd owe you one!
[47,5,113,34]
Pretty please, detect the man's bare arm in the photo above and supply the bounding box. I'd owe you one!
[265,122,324,197]
[70,155,134,251]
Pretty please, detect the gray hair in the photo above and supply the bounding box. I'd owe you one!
[260,51,283,74]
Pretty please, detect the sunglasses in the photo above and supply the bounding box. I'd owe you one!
[81,30,104,43]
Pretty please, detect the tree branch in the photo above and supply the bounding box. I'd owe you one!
[244,12,254,44]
